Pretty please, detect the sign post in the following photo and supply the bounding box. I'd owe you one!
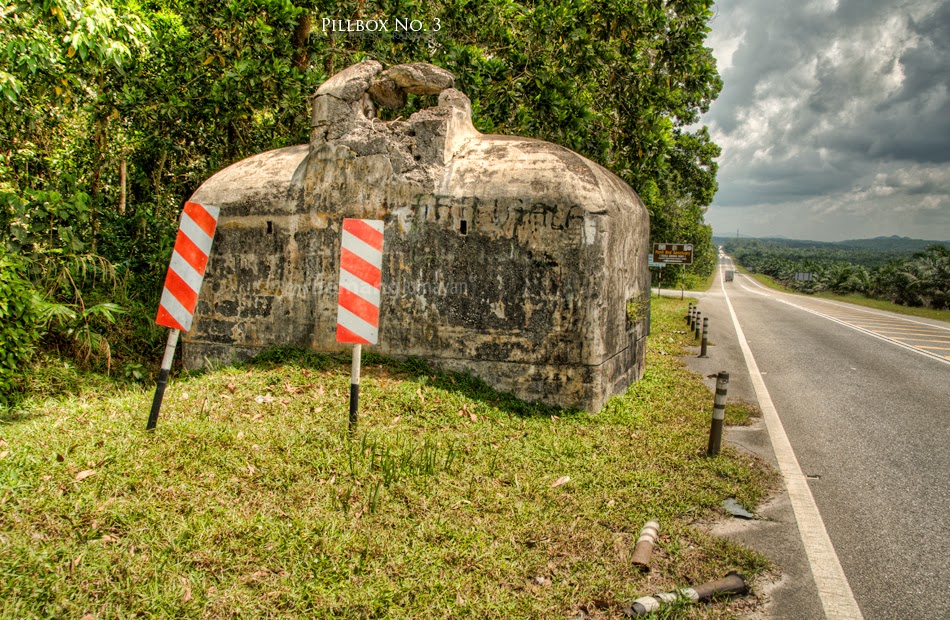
[651,243,693,299]
[148,201,221,430]
[335,218,385,435]
[648,253,665,297]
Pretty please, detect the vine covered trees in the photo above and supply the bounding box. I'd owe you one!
[725,239,950,310]
[1,0,723,391]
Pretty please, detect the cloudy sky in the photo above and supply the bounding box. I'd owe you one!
[701,0,950,241]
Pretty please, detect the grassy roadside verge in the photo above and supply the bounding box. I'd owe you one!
[812,292,950,322]
[653,270,716,294]
[1,298,776,619]
[733,266,950,323]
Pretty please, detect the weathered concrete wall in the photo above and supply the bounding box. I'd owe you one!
[183,60,650,411]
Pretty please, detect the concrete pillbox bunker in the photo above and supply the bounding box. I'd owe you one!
[182,61,651,411]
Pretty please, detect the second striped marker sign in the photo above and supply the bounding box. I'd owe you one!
[336,218,385,434]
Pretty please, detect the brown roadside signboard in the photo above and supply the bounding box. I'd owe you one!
[652,243,693,265]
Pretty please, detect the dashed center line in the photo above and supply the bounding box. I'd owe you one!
[734,272,950,365]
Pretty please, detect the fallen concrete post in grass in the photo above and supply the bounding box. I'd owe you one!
[631,520,659,571]
[623,571,747,617]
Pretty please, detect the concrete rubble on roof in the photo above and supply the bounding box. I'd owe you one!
[183,61,651,412]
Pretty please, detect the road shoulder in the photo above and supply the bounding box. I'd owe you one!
[674,279,827,619]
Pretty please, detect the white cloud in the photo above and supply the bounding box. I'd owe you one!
[701,0,950,240]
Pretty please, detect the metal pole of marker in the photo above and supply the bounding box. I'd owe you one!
[680,264,685,299]
[349,344,361,435]
[147,329,180,430]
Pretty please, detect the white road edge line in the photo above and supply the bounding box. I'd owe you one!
[720,267,864,620]
[735,274,950,367]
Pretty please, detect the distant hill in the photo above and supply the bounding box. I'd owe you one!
[712,235,948,254]
[837,236,948,252]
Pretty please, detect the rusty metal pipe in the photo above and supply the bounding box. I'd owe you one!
[623,571,747,617]
[631,520,659,571]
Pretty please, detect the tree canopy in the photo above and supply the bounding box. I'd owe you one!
[0,0,723,385]
[724,238,950,310]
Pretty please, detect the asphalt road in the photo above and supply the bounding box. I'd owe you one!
[694,256,950,619]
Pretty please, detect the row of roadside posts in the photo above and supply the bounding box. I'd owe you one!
[686,302,729,457]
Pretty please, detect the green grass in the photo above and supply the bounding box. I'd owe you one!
[688,270,717,292]
[737,269,950,323]
[0,298,777,619]
[654,270,716,294]
[812,292,950,322]
[724,402,761,427]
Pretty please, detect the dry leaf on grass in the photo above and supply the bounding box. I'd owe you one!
[551,475,570,488]
[180,576,192,602]
[74,469,96,482]
[254,395,274,404]
[0,450,8,460]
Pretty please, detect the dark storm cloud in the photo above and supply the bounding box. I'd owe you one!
[702,0,950,239]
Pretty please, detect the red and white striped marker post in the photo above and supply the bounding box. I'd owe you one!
[335,218,384,435]
[147,200,220,430]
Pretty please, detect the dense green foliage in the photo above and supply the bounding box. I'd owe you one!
[2,0,722,375]
[723,238,950,309]
[0,251,40,404]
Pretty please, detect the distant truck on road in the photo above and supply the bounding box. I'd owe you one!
[724,270,734,282]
